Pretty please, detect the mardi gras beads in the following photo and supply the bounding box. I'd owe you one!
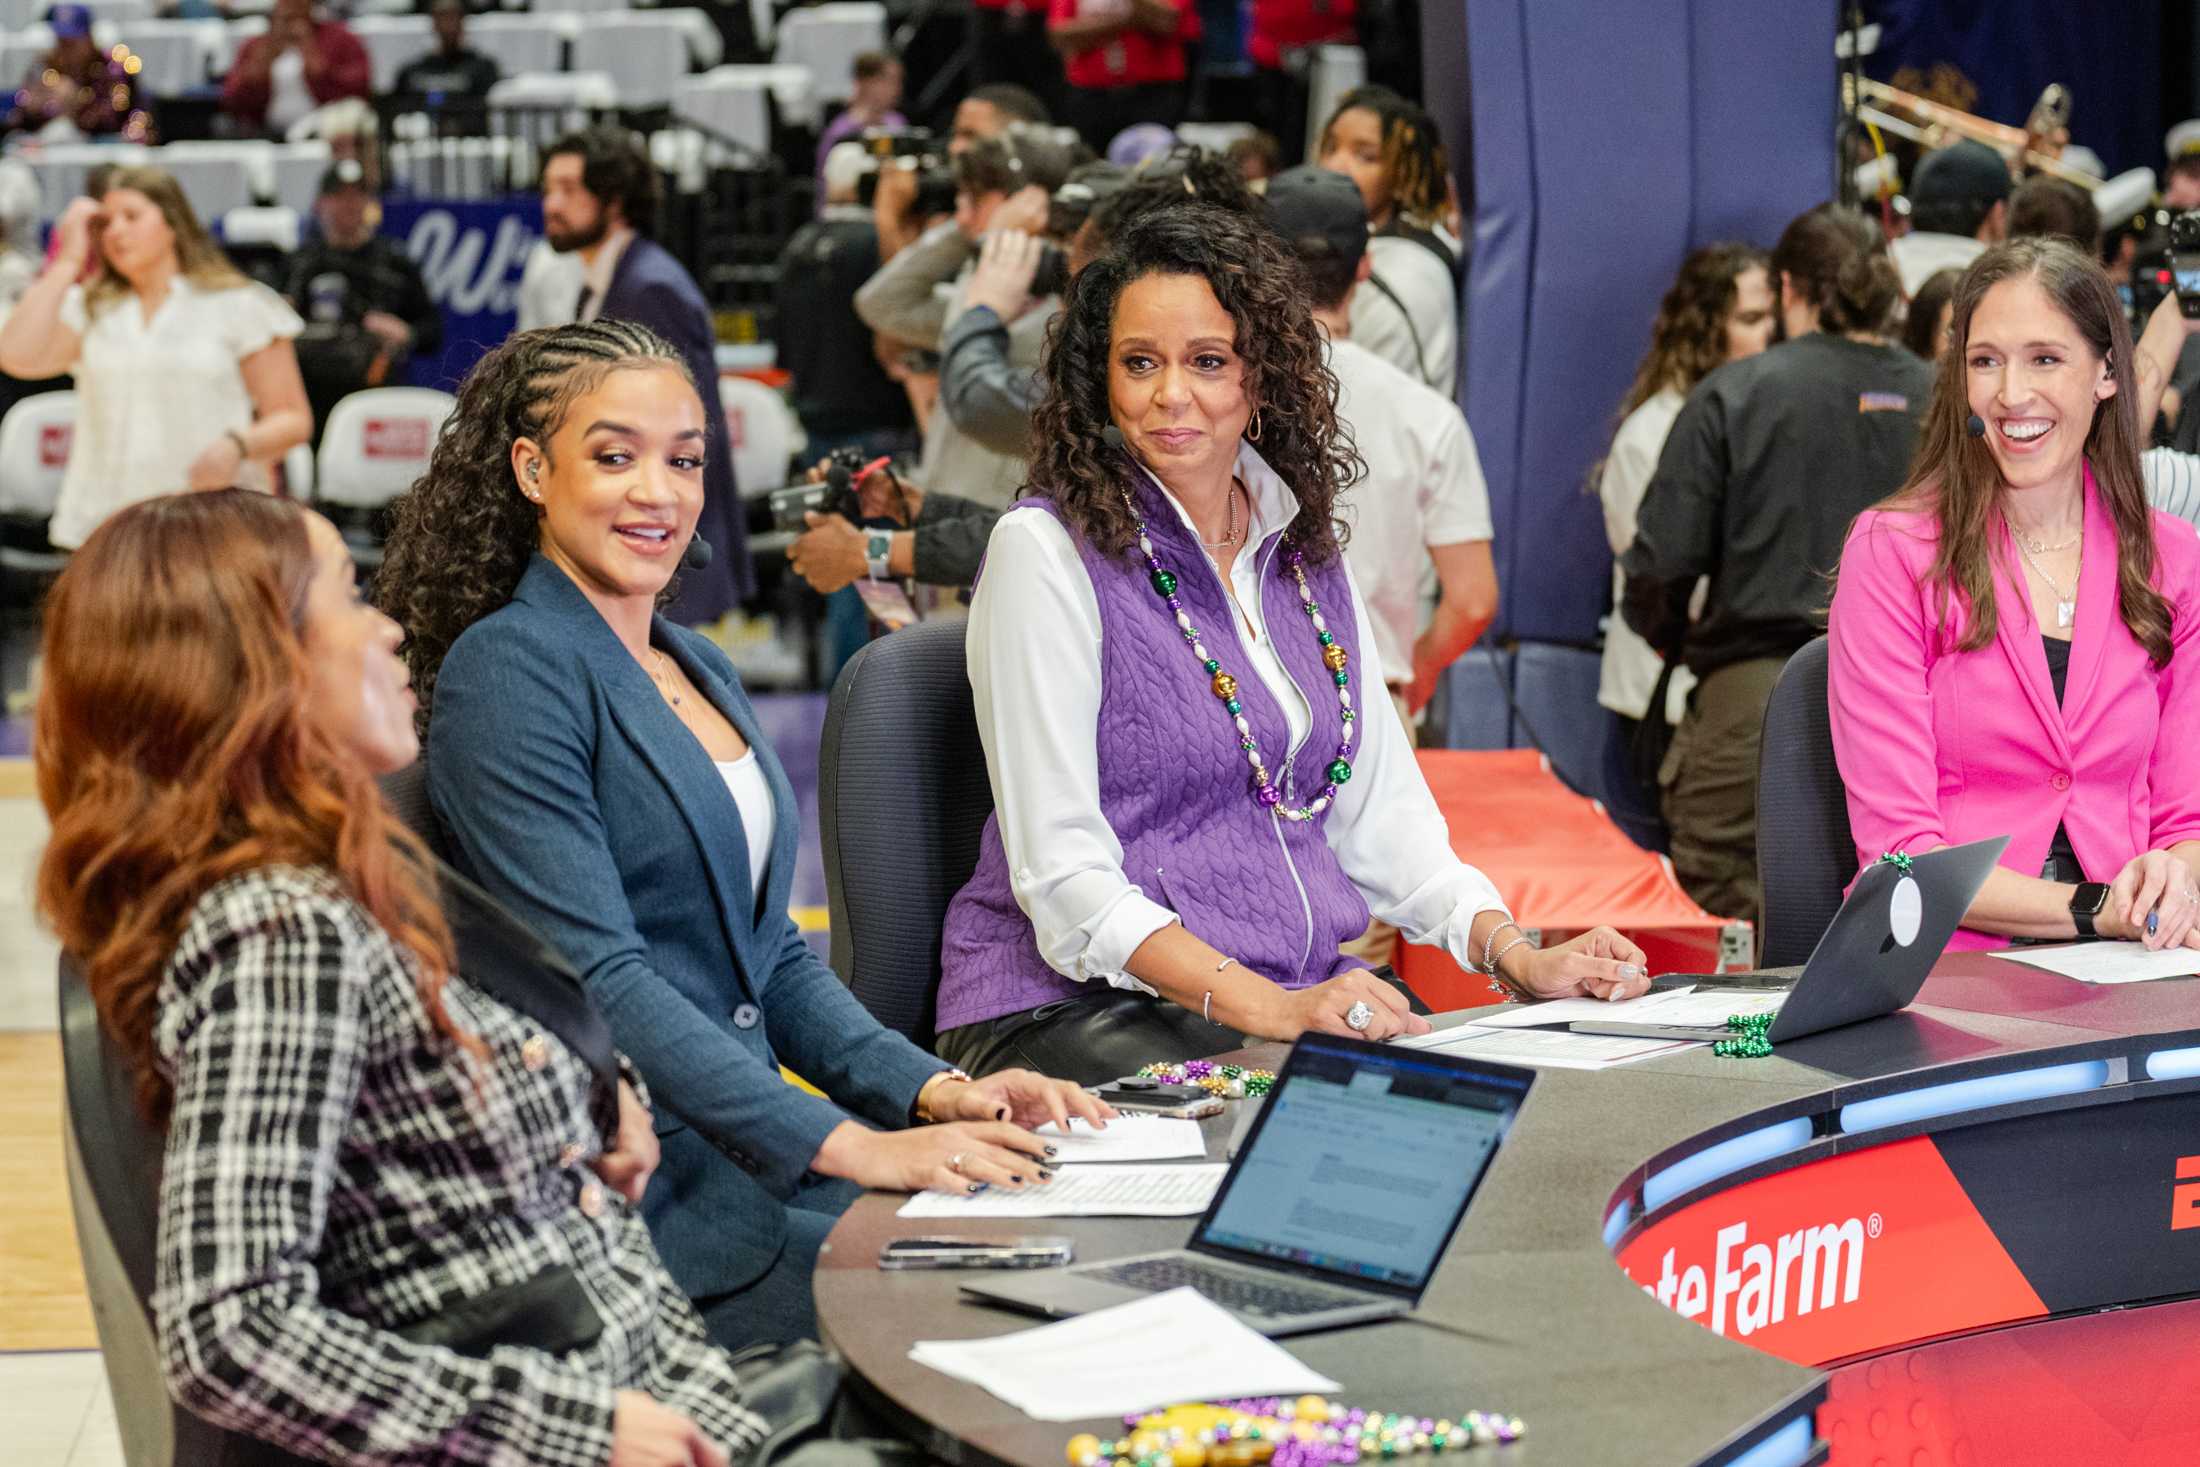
[1136,1060,1277,1098]
[1066,1397,1525,1467]
[1712,1011,1774,1059]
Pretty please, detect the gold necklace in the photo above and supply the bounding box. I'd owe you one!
[648,649,684,708]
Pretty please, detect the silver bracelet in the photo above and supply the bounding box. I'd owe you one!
[1480,920,1523,975]
[1489,933,1536,987]
[1215,957,1237,974]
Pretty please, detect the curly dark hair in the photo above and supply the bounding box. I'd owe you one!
[1030,199,1362,563]
[543,125,661,237]
[375,320,690,730]
[1085,146,1261,254]
[1615,241,1768,419]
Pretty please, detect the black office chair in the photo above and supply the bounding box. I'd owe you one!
[1754,636,1857,968]
[817,621,995,1046]
[60,958,315,1467]
[378,758,448,858]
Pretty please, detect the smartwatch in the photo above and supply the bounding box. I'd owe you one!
[2069,881,2112,937]
[865,531,893,581]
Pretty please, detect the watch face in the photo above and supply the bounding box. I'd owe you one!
[868,532,893,559]
[2075,883,2110,915]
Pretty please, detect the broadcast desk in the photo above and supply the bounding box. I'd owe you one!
[814,956,2200,1467]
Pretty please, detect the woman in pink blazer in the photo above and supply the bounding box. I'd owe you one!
[1830,237,2200,953]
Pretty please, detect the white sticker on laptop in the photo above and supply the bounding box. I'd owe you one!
[1889,873,1921,947]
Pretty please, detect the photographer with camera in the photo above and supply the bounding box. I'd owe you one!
[872,85,1050,261]
[856,127,1078,506]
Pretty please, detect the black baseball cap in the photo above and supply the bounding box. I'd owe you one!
[1912,140,2012,211]
[1264,164,1368,271]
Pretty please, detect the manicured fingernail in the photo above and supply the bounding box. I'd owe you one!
[1038,1169,1056,1182]
[967,1182,987,1194]
[1044,1145,1059,1157]
[2150,912,2160,934]
[1618,964,1643,980]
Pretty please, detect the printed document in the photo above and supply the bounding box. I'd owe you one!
[897,1163,1226,1218]
[1033,1116,1205,1163]
[1989,943,2200,984]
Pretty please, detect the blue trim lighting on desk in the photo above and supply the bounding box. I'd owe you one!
[1838,1060,2110,1135]
[1601,1198,1632,1249]
[1723,1415,1815,1467]
[2145,1045,2200,1081]
[1642,1118,1814,1212]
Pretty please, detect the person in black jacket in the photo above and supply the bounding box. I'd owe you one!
[1621,204,1931,932]
[284,161,442,442]
[394,0,500,127]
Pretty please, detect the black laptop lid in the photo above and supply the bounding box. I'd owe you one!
[1767,836,2008,1043]
[1188,1034,1534,1301]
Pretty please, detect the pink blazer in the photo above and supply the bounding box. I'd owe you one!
[1827,465,2200,950]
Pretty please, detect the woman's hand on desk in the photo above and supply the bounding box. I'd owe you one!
[814,1118,1057,1194]
[930,1069,1119,1132]
[1505,927,1652,1002]
[1268,970,1433,1042]
[2104,851,2200,950]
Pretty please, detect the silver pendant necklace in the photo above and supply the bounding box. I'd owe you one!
[2015,535,2079,630]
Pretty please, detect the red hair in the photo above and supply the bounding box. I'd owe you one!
[35,490,465,1124]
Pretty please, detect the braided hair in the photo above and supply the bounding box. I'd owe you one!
[1319,86,1450,231]
[376,320,690,729]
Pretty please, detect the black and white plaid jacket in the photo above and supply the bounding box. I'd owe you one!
[151,865,769,1466]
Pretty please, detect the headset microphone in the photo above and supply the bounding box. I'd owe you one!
[682,535,714,569]
[1101,425,1129,454]
[1966,414,1987,438]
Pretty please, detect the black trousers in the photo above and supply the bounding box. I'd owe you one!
[934,970,1430,1088]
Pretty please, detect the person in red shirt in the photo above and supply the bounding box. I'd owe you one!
[1247,0,1356,165]
[1046,0,1197,154]
[221,0,371,139]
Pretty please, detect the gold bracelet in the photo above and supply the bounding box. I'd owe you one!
[913,1067,972,1124]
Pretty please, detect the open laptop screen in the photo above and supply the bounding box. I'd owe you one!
[1193,1035,1533,1298]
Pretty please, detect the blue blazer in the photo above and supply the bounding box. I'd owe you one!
[599,234,751,613]
[428,556,945,1300]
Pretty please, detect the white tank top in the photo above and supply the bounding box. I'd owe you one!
[716,752,774,900]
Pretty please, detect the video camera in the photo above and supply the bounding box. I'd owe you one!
[854,127,958,218]
[768,445,871,534]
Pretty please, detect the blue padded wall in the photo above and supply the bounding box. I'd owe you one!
[1442,0,1836,645]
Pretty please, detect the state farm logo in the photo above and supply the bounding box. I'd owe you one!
[362,418,430,459]
[38,423,70,468]
[1634,1214,1873,1338]
[2173,1155,2200,1230]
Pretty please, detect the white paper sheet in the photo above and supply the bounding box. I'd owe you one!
[1444,984,1786,1032]
[1033,1116,1205,1163]
[896,1164,1226,1218]
[1988,942,2200,984]
[1396,1023,1700,1070]
[910,1287,1341,1421]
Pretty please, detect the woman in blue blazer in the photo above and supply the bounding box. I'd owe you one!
[378,321,1106,1350]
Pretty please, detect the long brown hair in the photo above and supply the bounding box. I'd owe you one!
[35,491,463,1124]
[1616,242,1768,420]
[1889,237,2171,665]
[83,165,250,319]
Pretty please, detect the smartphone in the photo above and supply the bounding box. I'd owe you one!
[1088,1081,1224,1119]
[2169,210,2200,319]
[877,1235,1073,1270]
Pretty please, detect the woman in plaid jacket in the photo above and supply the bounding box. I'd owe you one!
[36,490,759,1466]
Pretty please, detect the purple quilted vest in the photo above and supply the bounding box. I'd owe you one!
[936,469,1371,1033]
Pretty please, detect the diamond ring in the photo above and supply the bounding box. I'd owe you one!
[1344,1000,1374,1032]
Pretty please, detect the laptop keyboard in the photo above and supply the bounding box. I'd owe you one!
[1093,1256,1363,1318]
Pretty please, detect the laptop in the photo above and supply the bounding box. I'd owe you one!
[1566,835,2009,1045]
[959,1033,1534,1337]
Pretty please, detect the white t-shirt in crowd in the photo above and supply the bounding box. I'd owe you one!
[1326,336,1494,683]
[1596,388,1696,724]
[266,48,315,136]
[1350,231,1458,397]
[516,238,586,332]
[1889,231,1985,297]
[715,751,776,901]
[52,276,303,549]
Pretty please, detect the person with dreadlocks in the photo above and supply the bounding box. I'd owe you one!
[1317,86,1462,395]
[376,321,1108,1351]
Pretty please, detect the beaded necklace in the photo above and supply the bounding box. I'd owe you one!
[1120,484,1356,822]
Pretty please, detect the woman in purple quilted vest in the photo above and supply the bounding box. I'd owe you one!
[935,202,1652,1084]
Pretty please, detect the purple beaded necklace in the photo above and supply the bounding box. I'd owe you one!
[1118,483,1356,822]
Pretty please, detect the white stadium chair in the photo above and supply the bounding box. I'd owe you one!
[718,374,804,499]
[570,12,693,111]
[112,18,224,98]
[467,13,564,79]
[772,3,886,105]
[24,142,150,220]
[221,204,300,253]
[267,139,332,217]
[0,390,75,575]
[673,65,813,157]
[155,139,269,222]
[316,388,455,513]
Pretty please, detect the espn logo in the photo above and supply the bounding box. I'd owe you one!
[362,418,431,459]
[2174,1155,2200,1230]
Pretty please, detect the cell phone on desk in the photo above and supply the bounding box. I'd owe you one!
[1088,1079,1225,1119]
[878,1235,1074,1269]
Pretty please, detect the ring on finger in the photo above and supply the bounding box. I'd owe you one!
[948,1152,966,1175]
[1344,1000,1375,1032]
